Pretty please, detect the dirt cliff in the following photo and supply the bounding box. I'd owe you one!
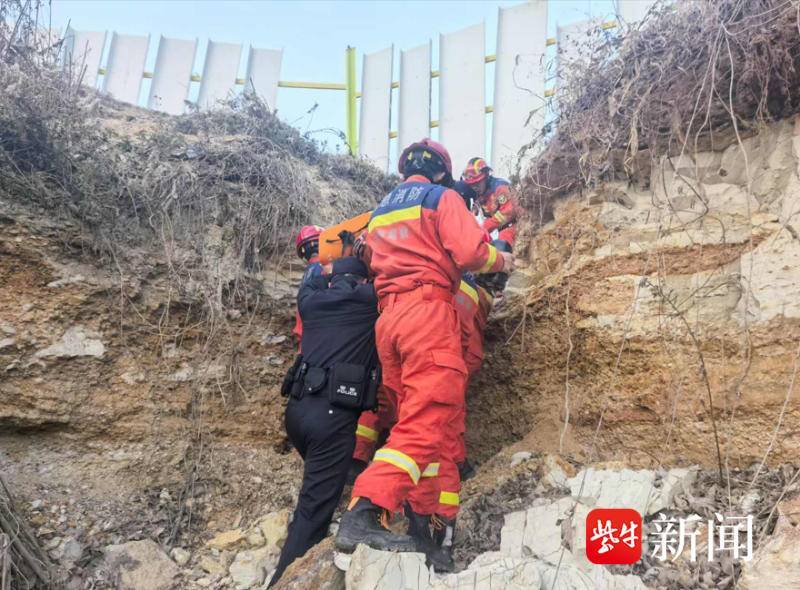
[466,118,800,473]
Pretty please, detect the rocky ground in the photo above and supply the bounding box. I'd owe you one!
[2,109,800,589]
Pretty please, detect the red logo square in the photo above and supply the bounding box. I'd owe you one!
[586,508,642,564]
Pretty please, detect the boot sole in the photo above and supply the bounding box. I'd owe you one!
[335,532,417,554]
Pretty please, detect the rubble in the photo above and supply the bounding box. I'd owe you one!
[103,540,180,590]
[258,510,290,548]
[171,547,191,566]
[345,545,429,590]
[228,545,280,589]
[740,497,800,590]
[206,528,246,551]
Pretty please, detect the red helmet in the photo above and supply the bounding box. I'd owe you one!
[295,225,323,259]
[398,138,453,179]
[462,157,491,185]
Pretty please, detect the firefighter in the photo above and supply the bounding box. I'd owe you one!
[351,183,475,478]
[335,138,514,562]
[461,157,519,248]
[269,256,379,587]
[292,225,325,344]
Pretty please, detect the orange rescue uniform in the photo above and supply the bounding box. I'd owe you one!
[351,175,505,514]
[479,178,519,247]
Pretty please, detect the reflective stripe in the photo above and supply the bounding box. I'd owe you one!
[374,448,421,484]
[478,245,498,273]
[493,211,507,225]
[439,491,460,506]
[356,424,379,442]
[421,462,440,478]
[368,205,421,232]
[458,280,479,306]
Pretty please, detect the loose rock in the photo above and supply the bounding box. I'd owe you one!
[345,545,429,590]
[103,540,180,590]
[229,546,279,589]
[171,547,191,566]
[34,325,105,359]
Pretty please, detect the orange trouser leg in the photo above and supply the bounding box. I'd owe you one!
[353,385,397,463]
[352,298,466,514]
[437,351,483,517]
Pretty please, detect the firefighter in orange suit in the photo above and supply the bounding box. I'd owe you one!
[462,157,519,247]
[335,139,513,566]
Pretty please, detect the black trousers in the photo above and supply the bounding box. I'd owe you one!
[268,393,358,586]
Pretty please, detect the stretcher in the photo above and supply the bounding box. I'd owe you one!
[318,211,371,264]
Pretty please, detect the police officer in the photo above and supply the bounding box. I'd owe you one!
[269,256,379,586]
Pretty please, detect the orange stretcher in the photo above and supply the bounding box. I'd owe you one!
[318,211,372,265]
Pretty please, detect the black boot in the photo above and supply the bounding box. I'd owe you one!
[335,498,417,553]
[457,459,476,481]
[432,515,456,572]
[405,505,455,573]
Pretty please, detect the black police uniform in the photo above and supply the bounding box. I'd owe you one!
[269,260,378,586]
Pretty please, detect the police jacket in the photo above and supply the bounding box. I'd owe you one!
[297,274,379,370]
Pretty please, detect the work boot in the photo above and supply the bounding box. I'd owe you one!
[335,498,416,553]
[458,459,476,481]
[405,505,455,573]
[432,515,457,572]
[346,458,368,485]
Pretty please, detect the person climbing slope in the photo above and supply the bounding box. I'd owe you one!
[334,138,514,563]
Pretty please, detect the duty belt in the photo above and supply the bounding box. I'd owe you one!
[378,284,454,313]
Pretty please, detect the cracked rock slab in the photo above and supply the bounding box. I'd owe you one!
[345,545,429,590]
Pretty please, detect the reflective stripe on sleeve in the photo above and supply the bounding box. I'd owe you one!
[478,245,498,273]
[458,281,479,305]
[356,424,379,442]
[374,448,421,484]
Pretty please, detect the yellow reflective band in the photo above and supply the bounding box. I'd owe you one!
[459,280,479,306]
[421,462,440,478]
[368,205,422,232]
[439,491,460,506]
[356,424,379,442]
[494,211,507,224]
[478,245,498,273]
[374,449,421,484]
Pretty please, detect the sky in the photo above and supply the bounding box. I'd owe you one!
[50,0,621,156]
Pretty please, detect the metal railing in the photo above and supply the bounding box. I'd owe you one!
[87,19,619,155]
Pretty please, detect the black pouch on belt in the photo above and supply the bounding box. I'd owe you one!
[327,362,367,410]
[361,365,381,412]
[281,355,304,398]
[301,367,328,399]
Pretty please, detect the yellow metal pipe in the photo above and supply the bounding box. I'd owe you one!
[345,46,358,155]
[388,105,494,138]
[280,80,347,90]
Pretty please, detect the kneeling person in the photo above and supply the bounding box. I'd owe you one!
[269,257,380,586]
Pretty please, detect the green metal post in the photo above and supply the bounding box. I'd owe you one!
[345,46,358,155]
